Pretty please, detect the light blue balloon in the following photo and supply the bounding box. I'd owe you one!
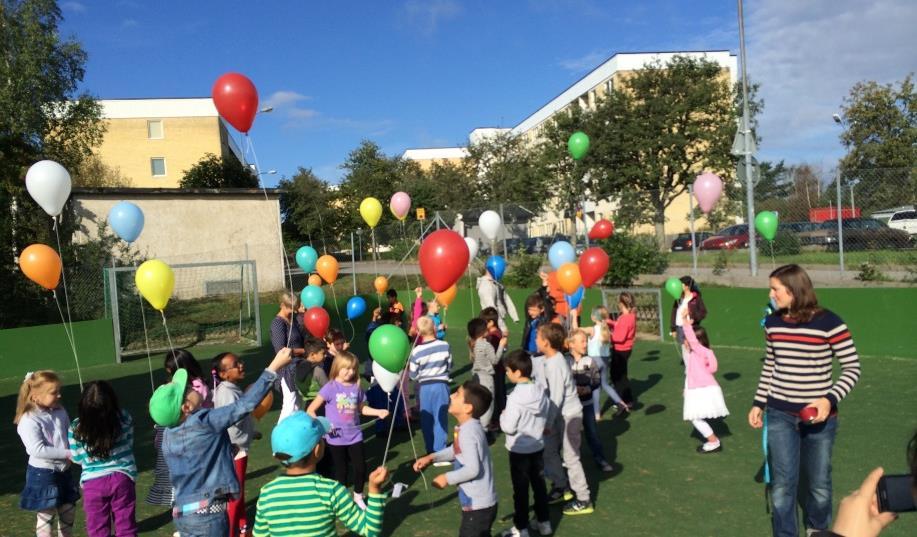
[296,246,318,273]
[300,285,325,309]
[347,296,367,320]
[566,285,585,310]
[548,241,575,270]
[108,201,144,243]
[486,255,506,281]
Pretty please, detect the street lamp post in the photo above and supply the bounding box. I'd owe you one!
[737,0,757,277]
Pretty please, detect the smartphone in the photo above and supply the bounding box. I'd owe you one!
[877,474,916,513]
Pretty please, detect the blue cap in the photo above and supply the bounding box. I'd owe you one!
[271,411,331,465]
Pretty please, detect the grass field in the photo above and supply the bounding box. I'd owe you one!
[0,286,915,536]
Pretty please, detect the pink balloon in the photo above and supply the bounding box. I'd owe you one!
[694,172,723,214]
[390,192,411,221]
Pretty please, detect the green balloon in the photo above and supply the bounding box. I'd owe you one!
[368,324,410,373]
[567,131,590,160]
[755,211,779,241]
[664,277,682,301]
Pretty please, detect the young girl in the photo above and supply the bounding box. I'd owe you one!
[468,318,507,435]
[574,306,629,420]
[68,380,138,537]
[681,310,728,453]
[608,293,637,407]
[15,370,79,537]
[307,352,389,510]
[480,307,507,426]
[566,330,614,472]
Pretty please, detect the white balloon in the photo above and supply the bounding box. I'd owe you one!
[478,210,502,241]
[26,160,72,217]
[372,361,402,394]
[464,237,479,262]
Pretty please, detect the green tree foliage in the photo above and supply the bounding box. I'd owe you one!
[598,234,668,287]
[466,131,553,213]
[179,152,259,188]
[336,140,404,231]
[71,154,131,187]
[278,167,341,248]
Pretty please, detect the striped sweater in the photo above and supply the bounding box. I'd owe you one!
[754,309,860,412]
[408,338,452,384]
[68,409,138,485]
[253,473,384,537]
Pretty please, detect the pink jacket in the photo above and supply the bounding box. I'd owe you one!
[683,323,719,390]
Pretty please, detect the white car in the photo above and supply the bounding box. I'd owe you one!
[888,210,917,235]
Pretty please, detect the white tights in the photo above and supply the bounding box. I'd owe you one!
[36,503,75,537]
[692,419,714,439]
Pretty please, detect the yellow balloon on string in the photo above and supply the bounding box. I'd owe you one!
[135,259,174,311]
[359,197,383,228]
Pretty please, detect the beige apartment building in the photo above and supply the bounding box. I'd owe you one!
[402,50,738,240]
[94,98,244,187]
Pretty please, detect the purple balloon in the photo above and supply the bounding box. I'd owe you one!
[694,172,723,214]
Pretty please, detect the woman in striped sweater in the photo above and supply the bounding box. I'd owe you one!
[748,264,861,537]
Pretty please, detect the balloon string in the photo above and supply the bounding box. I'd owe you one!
[397,383,432,507]
[160,310,176,357]
[769,241,776,270]
[53,290,83,391]
[328,283,348,340]
[371,228,379,281]
[53,217,79,370]
[380,390,400,467]
[379,331,423,467]
[131,259,156,393]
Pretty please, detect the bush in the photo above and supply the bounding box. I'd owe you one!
[770,231,801,256]
[855,257,889,282]
[712,250,729,275]
[504,252,543,288]
[597,234,669,287]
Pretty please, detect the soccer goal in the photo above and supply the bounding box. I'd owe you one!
[600,287,665,340]
[104,260,261,363]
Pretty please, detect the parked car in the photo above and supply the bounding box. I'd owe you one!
[888,210,917,235]
[798,218,913,251]
[670,232,713,252]
[701,225,751,250]
[779,221,822,234]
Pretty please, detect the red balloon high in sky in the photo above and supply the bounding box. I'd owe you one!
[418,230,469,292]
[212,73,259,134]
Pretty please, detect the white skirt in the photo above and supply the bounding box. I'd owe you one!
[683,385,729,421]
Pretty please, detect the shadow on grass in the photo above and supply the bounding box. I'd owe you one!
[644,404,666,416]
[723,372,741,381]
[642,349,661,362]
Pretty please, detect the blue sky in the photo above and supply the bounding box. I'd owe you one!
[59,0,916,186]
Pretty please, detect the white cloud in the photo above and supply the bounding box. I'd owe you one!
[263,90,311,109]
[264,89,394,135]
[403,0,462,36]
[558,50,613,73]
[61,1,86,13]
[743,0,917,164]
[121,18,138,28]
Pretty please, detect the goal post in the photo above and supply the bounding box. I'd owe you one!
[105,260,261,363]
[600,287,665,340]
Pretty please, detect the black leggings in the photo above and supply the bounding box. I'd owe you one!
[327,442,367,494]
[610,349,634,404]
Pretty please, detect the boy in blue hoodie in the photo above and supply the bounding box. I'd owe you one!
[500,350,552,537]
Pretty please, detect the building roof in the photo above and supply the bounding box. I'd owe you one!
[98,98,218,119]
[72,187,280,198]
[401,147,470,161]
[511,50,737,135]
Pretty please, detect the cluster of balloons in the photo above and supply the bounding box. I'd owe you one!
[359,192,414,229]
[546,240,610,309]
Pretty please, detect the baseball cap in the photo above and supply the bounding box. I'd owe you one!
[149,369,189,427]
[271,411,331,465]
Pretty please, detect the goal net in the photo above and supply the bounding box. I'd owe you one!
[105,260,261,363]
[601,287,665,340]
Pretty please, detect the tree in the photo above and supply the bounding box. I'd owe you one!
[336,140,403,232]
[71,154,131,187]
[465,131,553,213]
[278,167,341,250]
[179,153,258,188]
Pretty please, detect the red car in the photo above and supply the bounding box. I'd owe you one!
[701,224,751,250]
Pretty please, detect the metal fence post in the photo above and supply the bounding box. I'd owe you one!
[688,184,697,275]
[836,170,845,275]
[499,203,508,258]
[351,232,357,295]
[655,288,664,341]
[107,267,122,364]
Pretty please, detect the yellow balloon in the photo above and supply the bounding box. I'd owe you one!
[135,259,174,311]
[359,197,383,228]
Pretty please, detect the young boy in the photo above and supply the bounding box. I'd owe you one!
[253,411,388,537]
[535,323,594,516]
[520,293,553,356]
[481,307,507,425]
[149,347,292,535]
[386,289,404,326]
[500,350,552,537]
[409,316,453,457]
[414,382,497,537]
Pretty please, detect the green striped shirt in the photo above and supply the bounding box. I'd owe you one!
[253,473,385,537]
[68,410,137,485]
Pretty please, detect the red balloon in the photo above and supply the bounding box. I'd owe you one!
[588,219,614,240]
[579,247,610,288]
[303,307,330,339]
[418,230,469,293]
[211,73,259,134]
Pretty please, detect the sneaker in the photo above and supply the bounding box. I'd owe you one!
[432,461,452,467]
[353,492,367,510]
[500,527,530,537]
[600,461,614,472]
[529,519,552,536]
[594,412,602,421]
[697,441,722,454]
[562,499,594,515]
[547,487,573,504]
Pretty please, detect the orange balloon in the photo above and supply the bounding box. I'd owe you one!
[19,244,62,290]
[435,284,457,307]
[307,274,322,287]
[252,389,273,420]
[373,276,389,295]
[316,255,339,284]
[547,272,569,317]
[556,263,582,295]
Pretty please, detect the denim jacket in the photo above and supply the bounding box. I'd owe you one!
[163,369,277,509]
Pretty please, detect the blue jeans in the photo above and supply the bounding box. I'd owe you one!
[173,510,228,537]
[419,381,450,454]
[766,407,837,537]
[581,402,608,466]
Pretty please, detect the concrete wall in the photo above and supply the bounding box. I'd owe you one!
[72,190,284,294]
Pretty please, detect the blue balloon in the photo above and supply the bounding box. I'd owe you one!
[108,201,144,243]
[548,241,575,270]
[295,246,318,273]
[566,285,585,310]
[300,285,325,309]
[486,255,506,280]
[347,296,367,320]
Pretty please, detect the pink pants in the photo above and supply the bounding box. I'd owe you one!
[82,472,137,537]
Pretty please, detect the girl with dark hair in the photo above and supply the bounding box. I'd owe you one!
[669,275,707,363]
[68,381,138,536]
[164,349,212,408]
[748,264,861,537]
[680,310,728,454]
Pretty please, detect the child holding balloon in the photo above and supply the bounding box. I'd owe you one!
[307,352,389,510]
[409,317,453,455]
[468,318,507,436]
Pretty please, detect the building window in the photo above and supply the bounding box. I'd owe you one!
[147,120,163,139]
[604,79,614,94]
[151,157,166,176]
